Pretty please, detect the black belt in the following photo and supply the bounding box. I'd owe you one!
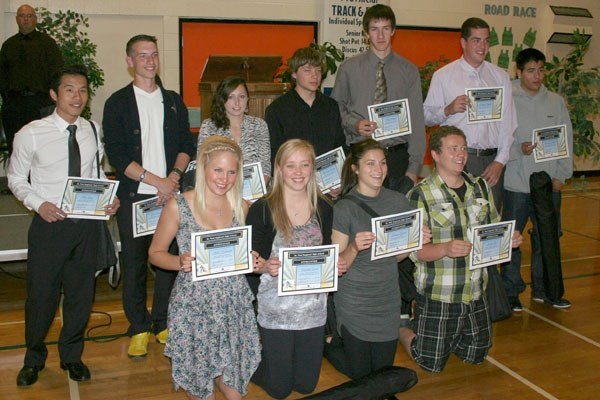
[467,147,497,156]
[385,142,408,153]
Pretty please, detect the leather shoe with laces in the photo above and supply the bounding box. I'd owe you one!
[17,365,44,386]
[60,361,91,381]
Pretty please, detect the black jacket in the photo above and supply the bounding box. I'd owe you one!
[102,83,195,199]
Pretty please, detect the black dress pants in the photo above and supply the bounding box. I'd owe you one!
[24,216,98,367]
[117,196,177,336]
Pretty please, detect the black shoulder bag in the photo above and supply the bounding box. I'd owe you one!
[89,120,119,272]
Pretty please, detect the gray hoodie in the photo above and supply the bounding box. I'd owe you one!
[504,79,573,193]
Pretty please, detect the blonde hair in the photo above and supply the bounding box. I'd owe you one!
[194,136,245,224]
[266,139,323,240]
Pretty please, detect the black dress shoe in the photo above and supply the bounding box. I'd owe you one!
[17,365,44,386]
[60,361,91,381]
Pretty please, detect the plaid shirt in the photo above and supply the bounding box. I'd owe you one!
[408,170,499,303]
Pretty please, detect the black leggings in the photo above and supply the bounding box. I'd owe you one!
[251,325,325,399]
[340,325,398,379]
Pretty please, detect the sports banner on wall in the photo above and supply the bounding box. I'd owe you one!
[322,0,389,87]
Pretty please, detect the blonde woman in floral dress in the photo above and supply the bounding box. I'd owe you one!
[149,136,261,399]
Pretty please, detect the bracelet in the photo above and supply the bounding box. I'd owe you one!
[139,169,147,182]
[171,167,184,177]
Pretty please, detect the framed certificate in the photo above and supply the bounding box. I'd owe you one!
[242,162,266,202]
[191,225,253,281]
[132,197,163,238]
[469,220,515,270]
[278,244,339,297]
[368,98,412,141]
[60,177,119,220]
[315,147,345,194]
[466,87,504,124]
[532,124,569,163]
[371,208,424,260]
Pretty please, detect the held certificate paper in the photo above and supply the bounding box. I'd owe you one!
[469,220,515,270]
[60,177,119,220]
[132,197,163,238]
[191,225,253,281]
[371,208,424,261]
[466,87,504,124]
[242,162,266,202]
[278,244,339,297]
[315,147,345,194]
[532,124,569,163]
[368,98,412,140]
[185,160,196,173]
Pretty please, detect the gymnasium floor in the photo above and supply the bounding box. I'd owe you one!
[0,176,598,399]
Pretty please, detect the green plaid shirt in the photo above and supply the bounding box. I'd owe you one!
[408,170,499,303]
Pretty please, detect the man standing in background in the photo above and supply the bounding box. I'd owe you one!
[103,34,195,359]
[332,3,425,195]
[501,48,573,311]
[266,46,347,199]
[0,4,63,155]
[9,65,119,386]
[423,17,517,212]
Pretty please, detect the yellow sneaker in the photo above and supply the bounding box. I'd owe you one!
[128,332,150,358]
[155,329,168,344]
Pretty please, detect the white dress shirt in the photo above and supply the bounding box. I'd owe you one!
[8,111,104,213]
[424,56,517,165]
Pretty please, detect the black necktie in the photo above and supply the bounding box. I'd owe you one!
[67,125,81,177]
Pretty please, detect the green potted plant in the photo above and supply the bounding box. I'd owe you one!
[544,29,600,163]
[419,56,449,100]
[276,41,345,83]
[35,7,104,119]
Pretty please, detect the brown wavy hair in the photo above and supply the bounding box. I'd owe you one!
[211,76,249,129]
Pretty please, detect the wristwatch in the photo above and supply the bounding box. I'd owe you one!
[139,169,147,182]
[171,167,184,177]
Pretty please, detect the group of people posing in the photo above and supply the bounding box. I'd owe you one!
[5,3,573,400]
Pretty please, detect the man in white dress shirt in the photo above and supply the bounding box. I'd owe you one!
[423,17,517,212]
[9,65,119,386]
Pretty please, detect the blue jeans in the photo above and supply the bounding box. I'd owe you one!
[501,190,562,298]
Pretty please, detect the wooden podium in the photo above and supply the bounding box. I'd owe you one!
[199,55,290,121]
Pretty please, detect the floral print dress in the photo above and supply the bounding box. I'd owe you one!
[164,195,260,398]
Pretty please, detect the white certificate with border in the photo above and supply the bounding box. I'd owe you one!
[368,98,412,140]
[132,196,163,237]
[278,244,339,297]
[242,162,266,202]
[60,177,119,220]
[466,87,504,124]
[532,124,569,163]
[469,220,515,270]
[191,225,253,281]
[371,208,424,260]
[316,147,345,194]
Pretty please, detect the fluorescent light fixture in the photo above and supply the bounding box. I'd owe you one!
[549,6,593,18]
[547,32,592,44]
